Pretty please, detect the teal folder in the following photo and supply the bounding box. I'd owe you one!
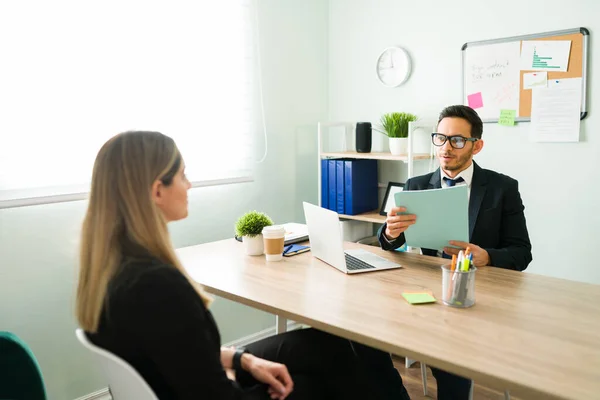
[394,185,469,251]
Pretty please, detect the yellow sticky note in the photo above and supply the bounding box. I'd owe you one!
[498,109,516,126]
[402,292,436,304]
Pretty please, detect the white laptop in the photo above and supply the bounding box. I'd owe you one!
[303,202,402,274]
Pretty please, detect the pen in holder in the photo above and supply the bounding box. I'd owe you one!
[441,264,477,308]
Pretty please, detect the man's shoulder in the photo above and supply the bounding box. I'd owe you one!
[480,167,519,188]
[406,172,435,189]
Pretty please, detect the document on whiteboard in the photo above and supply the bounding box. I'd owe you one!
[521,40,571,72]
[530,77,582,142]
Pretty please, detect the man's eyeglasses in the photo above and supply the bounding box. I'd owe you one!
[431,133,479,149]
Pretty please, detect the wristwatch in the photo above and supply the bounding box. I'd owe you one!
[232,347,249,371]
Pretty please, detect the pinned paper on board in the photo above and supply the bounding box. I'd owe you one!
[520,40,571,72]
[498,109,516,126]
[530,77,582,142]
[467,92,484,109]
[523,72,548,89]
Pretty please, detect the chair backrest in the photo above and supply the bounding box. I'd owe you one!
[75,329,158,400]
[0,331,47,400]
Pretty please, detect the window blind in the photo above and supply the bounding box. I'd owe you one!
[0,0,258,208]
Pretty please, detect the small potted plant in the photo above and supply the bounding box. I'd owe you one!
[377,112,418,155]
[235,211,273,256]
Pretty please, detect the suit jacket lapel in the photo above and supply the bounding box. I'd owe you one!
[469,162,487,240]
[428,168,442,189]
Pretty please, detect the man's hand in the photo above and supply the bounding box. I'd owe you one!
[384,206,416,240]
[444,241,490,267]
[243,355,294,400]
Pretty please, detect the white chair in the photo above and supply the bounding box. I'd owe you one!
[75,329,158,400]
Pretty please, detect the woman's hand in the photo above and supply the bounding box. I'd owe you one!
[224,368,236,381]
[243,354,294,400]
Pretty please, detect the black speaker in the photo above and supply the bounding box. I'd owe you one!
[355,122,372,153]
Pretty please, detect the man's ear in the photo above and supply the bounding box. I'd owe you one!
[472,139,484,156]
[151,180,164,205]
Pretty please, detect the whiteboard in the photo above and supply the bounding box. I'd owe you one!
[463,41,521,121]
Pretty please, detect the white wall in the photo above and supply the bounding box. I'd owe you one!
[329,0,600,284]
[0,1,327,398]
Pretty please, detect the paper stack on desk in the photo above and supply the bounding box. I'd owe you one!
[282,223,309,245]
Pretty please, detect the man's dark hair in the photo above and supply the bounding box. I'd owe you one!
[437,105,483,139]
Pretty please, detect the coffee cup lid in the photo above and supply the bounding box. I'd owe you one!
[262,225,285,237]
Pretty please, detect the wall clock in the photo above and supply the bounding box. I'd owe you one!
[376,46,412,87]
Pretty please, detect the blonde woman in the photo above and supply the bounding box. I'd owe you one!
[76,131,410,400]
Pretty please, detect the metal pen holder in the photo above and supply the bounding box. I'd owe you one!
[441,265,477,308]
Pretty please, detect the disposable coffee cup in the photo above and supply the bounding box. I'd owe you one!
[262,225,286,261]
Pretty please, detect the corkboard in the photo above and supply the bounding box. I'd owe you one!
[519,32,585,118]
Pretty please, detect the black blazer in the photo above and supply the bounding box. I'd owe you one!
[377,162,532,271]
[89,260,247,399]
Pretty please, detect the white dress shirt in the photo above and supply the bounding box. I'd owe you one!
[440,161,474,201]
[436,162,475,255]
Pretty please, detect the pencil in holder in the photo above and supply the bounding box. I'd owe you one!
[441,264,477,308]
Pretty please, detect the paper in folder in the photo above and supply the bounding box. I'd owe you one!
[394,185,469,251]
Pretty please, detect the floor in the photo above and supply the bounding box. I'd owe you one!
[392,356,518,400]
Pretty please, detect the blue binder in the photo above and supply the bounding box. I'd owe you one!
[344,159,378,215]
[335,160,345,213]
[320,159,328,209]
[327,159,336,211]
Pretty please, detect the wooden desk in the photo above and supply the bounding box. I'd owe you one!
[177,239,600,400]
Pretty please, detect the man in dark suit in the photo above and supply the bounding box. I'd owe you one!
[378,105,532,399]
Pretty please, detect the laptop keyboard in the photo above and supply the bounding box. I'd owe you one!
[345,253,376,271]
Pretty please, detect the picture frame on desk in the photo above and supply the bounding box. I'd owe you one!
[380,182,405,216]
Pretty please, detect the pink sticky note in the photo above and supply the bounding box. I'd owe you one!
[467,92,484,109]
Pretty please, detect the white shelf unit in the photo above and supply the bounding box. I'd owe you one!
[317,120,437,372]
[317,120,436,224]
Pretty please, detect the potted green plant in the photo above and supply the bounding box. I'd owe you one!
[377,112,418,155]
[235,211,273,255]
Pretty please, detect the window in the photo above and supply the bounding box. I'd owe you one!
[0,1,257,208]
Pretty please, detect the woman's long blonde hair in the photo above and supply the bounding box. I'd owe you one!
[76,131,211,332]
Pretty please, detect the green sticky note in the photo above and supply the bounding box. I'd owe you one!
[402,292,437,304]
[498,109,516,126]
